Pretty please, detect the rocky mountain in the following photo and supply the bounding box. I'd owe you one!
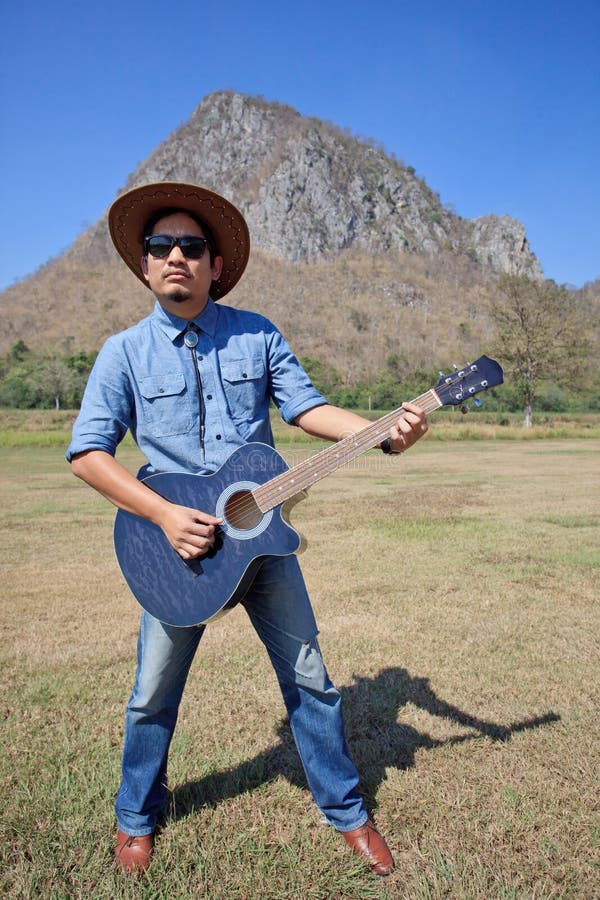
[0,90,543,365]
[119,92,541,271]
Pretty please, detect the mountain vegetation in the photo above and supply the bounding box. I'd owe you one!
[1,91,598,421]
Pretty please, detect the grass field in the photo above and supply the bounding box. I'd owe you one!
[0,427,598,898]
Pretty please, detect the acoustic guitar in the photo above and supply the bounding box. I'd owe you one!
[114,355,503,626]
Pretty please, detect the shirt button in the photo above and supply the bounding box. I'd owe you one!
[216,434,222,440]
[242,372,247,378]
[206,394,213,400]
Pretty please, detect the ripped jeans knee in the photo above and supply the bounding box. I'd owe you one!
[290,635,338,698]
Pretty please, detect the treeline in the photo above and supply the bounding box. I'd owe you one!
[300,356,598,414]
[1,334,597,417]
[0,341,97,410]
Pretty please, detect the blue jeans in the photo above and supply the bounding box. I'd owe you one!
[115,555,367,836]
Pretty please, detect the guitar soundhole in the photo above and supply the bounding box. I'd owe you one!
[224,490,263,530]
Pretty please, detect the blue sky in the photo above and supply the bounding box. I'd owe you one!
[1,0,598,291]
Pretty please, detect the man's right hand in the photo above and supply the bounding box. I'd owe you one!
[157,504,223,559]
[70,450,223,560]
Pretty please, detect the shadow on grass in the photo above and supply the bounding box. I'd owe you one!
[168,667,560,822]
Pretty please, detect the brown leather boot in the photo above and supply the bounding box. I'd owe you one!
[114,829,154,874]
[342,820,395,875]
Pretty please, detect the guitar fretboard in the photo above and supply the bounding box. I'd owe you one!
[253,389,442,513]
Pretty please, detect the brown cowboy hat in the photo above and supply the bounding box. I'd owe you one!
[108,182,250,300]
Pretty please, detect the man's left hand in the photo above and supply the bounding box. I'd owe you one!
[387,402,428,453]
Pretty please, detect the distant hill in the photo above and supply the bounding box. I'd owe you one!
[0,90,555,375]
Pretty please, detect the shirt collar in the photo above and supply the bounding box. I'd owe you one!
[152,297,219,341]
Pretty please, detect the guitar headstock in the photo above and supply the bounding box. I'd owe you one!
[434,355,504,408]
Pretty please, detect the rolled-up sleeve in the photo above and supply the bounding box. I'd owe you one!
[66,337,132,461]
[265,323,327,424]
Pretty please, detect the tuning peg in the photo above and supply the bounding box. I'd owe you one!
[438,370,445,378]
[474,398,483,408]
[460,404,470,414]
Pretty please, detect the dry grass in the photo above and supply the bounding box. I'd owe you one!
[1,438,599,898]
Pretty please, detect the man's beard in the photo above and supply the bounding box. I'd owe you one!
[166,287,190,303]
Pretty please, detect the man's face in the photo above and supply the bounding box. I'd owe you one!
[141,211,223,316]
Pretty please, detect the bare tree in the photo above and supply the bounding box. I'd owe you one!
[31,357,78,410]
[489,276,588,426]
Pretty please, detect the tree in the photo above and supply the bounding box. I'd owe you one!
[0,370,38,407]
[30,357,78,410]
[489,275,588,426]
[0,346,95,409]
[9,340,30,362]
[299,356,341,395]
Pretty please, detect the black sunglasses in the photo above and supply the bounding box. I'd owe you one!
[143,234,210,260]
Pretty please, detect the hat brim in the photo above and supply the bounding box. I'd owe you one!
[108,182,250,300]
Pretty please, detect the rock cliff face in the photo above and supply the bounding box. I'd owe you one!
[121,91,541,276]
[469,214,538,275]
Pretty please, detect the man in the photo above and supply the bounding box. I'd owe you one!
[67,182,428,876]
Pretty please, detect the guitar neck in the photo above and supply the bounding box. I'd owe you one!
[253,388,443,513]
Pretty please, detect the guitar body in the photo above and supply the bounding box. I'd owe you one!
[114,443,301,627]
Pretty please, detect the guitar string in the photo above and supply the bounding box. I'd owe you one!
[253,364,492,512]
[222,391,441,524]
[255,392,439,510]
[215,363,491,528]
[220,391,441,527]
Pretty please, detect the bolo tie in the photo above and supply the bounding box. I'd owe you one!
[183,323,205,460]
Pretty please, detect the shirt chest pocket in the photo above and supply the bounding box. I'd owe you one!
[139,373,193,437]
[221,357,266,419]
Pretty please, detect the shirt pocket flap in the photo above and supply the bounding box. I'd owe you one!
[221,358,265,383]
[140,373,186,399]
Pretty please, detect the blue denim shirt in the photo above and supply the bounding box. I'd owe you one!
[67,299,326,477]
